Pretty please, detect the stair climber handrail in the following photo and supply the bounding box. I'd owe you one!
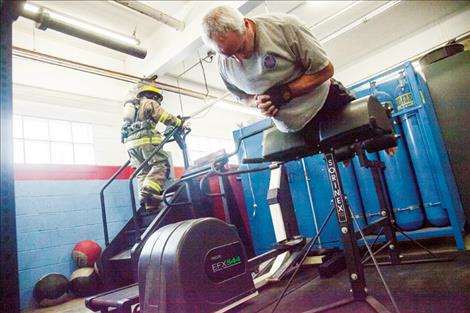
[132,183,187,257]
[160,122,276,207]
[100,159,131,246]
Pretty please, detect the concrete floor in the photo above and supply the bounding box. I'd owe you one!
[240,251,470,313]
[23,297,90,313]
[24,235,470,313]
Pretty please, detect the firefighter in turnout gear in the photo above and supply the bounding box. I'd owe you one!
[122,84,182,210]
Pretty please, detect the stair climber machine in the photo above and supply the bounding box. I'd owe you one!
[94,117,195,292]
[134,96,398,313]
[86,92,311,312]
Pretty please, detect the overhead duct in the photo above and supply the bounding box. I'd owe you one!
[113,0,185,31]
[19,2,147,59]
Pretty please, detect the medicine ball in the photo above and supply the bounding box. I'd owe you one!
[72,240,101,267]
[69,267,100,297]
[33,273,69,307]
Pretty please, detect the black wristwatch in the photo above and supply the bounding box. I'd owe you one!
[266,84,293,108]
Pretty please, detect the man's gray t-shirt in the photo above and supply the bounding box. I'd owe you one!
[218,14,331,132]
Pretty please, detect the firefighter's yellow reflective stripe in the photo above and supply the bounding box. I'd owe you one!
[125,136,162,149]
[145,180,162,193]
[175,119,182,127]
[158,112,169,123]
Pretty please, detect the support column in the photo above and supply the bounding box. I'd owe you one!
[1,1,21,312]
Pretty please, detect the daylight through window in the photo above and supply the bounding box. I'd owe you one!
[13,115,95,165]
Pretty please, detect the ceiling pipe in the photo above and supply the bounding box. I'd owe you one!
[13,45,261,116]
[19,1,147,59]
[113,0,185,31]
[11,46,244,106]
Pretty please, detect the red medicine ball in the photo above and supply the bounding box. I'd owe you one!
[72,240,102,268]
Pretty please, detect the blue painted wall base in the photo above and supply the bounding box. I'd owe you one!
[16,180,133,309]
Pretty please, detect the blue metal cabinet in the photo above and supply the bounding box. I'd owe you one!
[233,120,277,255]
[350,63,465,250]
[234,63,466,253]
[286,156,341,248]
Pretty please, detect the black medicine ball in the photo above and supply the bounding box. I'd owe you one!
[69,267,100,297]
[33,273,69,307]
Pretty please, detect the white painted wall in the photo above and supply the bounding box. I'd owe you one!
[13,20,140,166]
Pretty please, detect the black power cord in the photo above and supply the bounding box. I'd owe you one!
[175,50,215,118]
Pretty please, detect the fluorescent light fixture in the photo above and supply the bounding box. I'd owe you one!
[47,11,139,46]
[309,1,363,30]
[320,1,401,44]
[22,2,139,46]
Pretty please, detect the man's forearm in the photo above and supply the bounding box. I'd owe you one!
[247,62,334,115]
[288,62,334,98]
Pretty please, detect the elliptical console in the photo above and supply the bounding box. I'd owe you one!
[138,218,258,313]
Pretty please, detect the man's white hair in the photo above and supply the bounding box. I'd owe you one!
[201,5,246,49]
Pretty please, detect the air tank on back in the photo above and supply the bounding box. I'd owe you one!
[370,81,424,230]
[395,71,449,227]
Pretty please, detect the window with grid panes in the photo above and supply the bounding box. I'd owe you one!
[13,115,95,165]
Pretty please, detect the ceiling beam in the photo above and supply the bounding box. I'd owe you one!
[112,0,185,31]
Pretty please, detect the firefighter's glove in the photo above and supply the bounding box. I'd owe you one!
[121,122,131,143]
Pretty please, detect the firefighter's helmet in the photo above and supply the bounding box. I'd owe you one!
[136,85,163,102]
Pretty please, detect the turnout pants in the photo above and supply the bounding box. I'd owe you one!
[128,144,170,209]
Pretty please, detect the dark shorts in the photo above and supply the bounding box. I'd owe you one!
[302,79,356,146]
[261,79,356,162]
